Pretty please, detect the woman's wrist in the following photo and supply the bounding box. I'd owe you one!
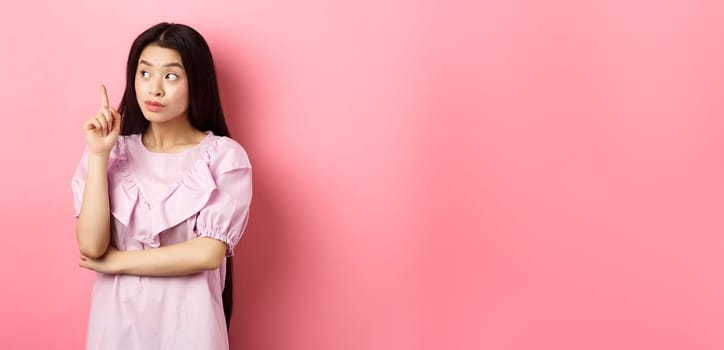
[87,151,111,162]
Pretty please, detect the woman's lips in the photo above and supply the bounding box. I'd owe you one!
[144,101,165,112]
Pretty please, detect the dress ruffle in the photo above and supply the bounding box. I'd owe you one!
[107,134,243,248]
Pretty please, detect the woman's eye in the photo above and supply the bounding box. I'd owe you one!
[140,71,150,78]
[166,73,178,80]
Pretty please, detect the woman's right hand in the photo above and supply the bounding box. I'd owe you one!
[83,84,122,156]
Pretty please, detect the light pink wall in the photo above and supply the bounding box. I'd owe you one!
[1,0,723,349]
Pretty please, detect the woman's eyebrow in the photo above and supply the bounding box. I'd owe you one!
[139,60,184,69]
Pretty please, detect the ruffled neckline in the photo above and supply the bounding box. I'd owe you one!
[106,132,222,248]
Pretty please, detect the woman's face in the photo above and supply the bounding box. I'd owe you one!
[134,45,190,124]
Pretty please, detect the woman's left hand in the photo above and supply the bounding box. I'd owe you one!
[79,246,124,274]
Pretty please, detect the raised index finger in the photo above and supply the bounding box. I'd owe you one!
[100,84,109,108]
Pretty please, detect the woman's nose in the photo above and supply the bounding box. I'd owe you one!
[148,80,164,97]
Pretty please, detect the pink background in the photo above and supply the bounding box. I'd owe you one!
[1,0,723,349]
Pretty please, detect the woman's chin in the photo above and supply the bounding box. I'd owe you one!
[142,113,177,124]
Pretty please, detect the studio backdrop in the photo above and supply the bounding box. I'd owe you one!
[0,1,723,349]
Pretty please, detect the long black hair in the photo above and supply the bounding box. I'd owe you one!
[118,22,235,329]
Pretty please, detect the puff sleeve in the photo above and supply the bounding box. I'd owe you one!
[71,147,90,218]
[193,139,253,257]
[71,142,123,219]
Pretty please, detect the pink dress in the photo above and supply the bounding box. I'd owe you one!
[71,131,252,350]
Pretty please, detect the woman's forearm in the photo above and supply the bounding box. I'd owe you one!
[76,153,111,258]
[115,238,228,277]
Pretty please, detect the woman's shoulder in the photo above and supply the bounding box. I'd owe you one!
[112,134,135,153]
[206,134,252,172]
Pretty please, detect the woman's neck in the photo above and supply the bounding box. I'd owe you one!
[143,118,206,153]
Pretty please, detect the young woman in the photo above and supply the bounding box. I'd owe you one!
[72,22,252,349]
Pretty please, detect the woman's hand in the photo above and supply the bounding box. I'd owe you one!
[79,245,124,274]
[83,85,121,156]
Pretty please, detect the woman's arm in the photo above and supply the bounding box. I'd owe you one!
[76,85,122,258]
[79,237,228,276]
[75,153,112,259]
